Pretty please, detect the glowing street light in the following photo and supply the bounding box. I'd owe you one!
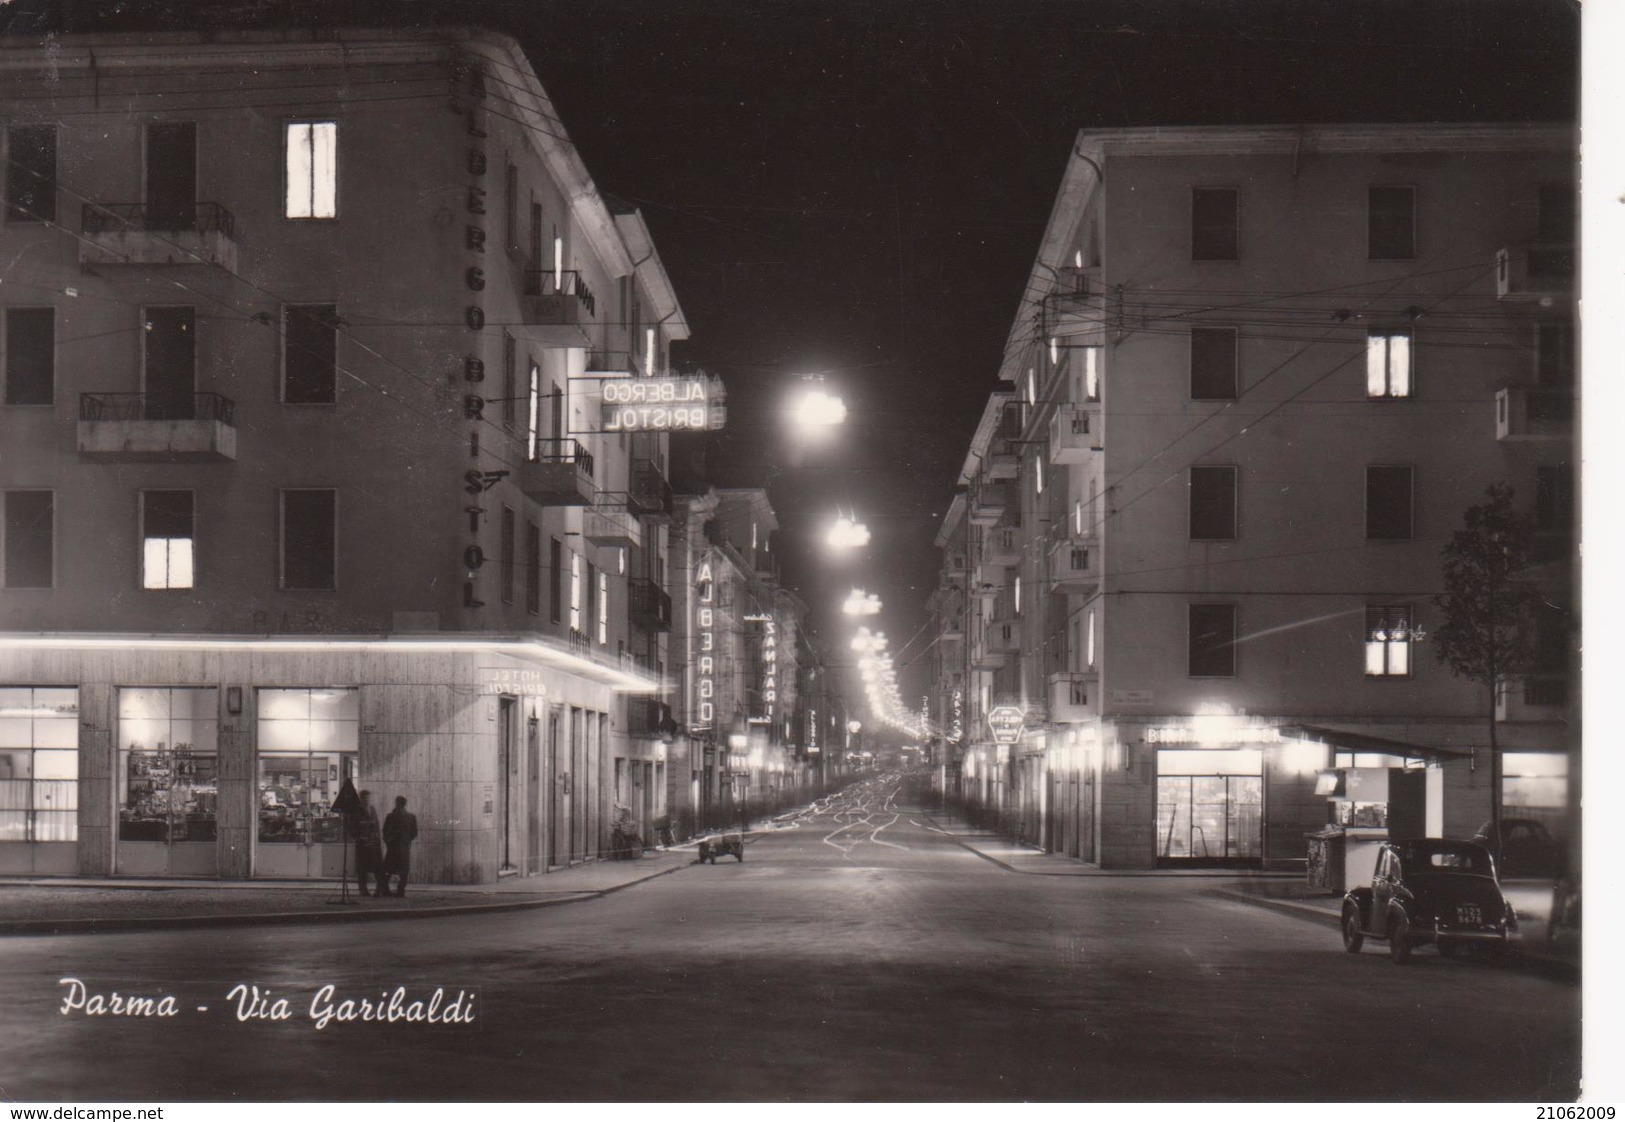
[842,589,882,616]
[827,516,871,550]
[791,386,847,430]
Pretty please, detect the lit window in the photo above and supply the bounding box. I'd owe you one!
[1083,347,1099,402]
[1366,330,1412,399]
[284,121,336,219]
[617,547,627,576]
[1086,609,1096,668]
[1365,605,1413,677]
[1014,576,1022,614]
[569,552,582,632]
[526,362,541,460]
[141,491,194,590]
[1035,456,1045,495]
[597,570,608,645]
[1027,368,1037,405]
[1073,500,1084,537]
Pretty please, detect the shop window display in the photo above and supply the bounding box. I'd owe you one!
[117,688,218,845]
[0,687,79,843]
[256,688,358,846]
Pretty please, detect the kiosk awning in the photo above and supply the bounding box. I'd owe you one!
[1279,724,1473,762]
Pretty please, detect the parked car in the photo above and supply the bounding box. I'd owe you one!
[1470,817,1565,880]
[1342,839,1517,963]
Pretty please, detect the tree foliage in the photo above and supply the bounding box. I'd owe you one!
[1431,483,1540,687]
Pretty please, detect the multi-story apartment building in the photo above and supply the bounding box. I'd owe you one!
[0,27,693,881]
[669,487,825,829]
[933,123,1576,870]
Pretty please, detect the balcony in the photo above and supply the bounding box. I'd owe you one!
[1495,387,1572,441]
[968,565,1003,601]
[629,458,674,521]
[986,441,1020,481]
[628,578,673,632]
[968,482,1009,526]
[1048,670,1098,722]
[1048,404,1101,463]
[626,697,675,740]
[520,269,597,348]
[1048,265,1106,341]
[78,392,236,461]
[969,645,1008,671]
[585,350,637,378]
[79,202,238,270]
[1495,245,1574,304]
[1049,535,1101,593]
[518,439,594,505]
[583,498,642,549]
[983,524,1022,567]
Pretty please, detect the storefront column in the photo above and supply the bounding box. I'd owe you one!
[217,685,255,878]
[77,684,115,877]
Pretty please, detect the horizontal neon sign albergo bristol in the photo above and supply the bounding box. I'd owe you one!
[599,375,727,432]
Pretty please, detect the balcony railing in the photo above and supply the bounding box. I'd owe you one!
[79,202,238,268]
[1495,244,1574,302]
[583,496,642,549]
[1495,387,1573,441]
[523,269,597,315]
[1048,670,1098,722]
[1049,535,1101,592]
[1048,404,1101,463]
[629,578,673,631]
[81,391,235,424]
[585,350,636,377]
[983,524,1022,567]
[968,482,1009,526]
[78,392,237,461]
[629,458,674,520]
[519,439,595,505]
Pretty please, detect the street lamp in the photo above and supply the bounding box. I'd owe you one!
[842,589,882,616]
[791,386,847,431]
[827,516,871,550]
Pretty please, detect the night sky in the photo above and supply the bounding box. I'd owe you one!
[11,0,1581,700]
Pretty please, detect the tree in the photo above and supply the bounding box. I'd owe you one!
[1431,483,1540,852]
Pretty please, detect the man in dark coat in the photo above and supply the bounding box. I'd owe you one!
[352,789,386,897]
[383,795,419,897]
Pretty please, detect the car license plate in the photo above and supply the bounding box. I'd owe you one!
[1457,904,1482,925]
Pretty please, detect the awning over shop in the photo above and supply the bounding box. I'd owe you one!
[1279,723,1474,762]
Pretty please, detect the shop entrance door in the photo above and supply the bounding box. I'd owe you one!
[254,687,359,879]
[1156,775,1263,866]
[526,715,541,873]
[116,687,218,877]
[547,707,563,868]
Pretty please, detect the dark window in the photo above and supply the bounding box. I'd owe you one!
[525,521,541,615]
[1188,604,1236,677]
[5,125,55,222]
[528,198,543,266]
[1535,464,1574,534]
[4,307,54,405]
[3,490,53,587]
[145,121,197,230]
[1537,182,1575,245]
[549,536,562,623]
[1365,465,1414,540]
[1191,188,1238,260]
[1190,327,1238,399]
[502,333,517,425]
[500,506,515,605]
[142,306,195,419]
[1368,186,1415,260]
[1189,465,1238,540]
[504,162,519,254]
[141,490,194,590]
[283,304,338,404]
[281,489,336,590]
[1537,322,1575,388]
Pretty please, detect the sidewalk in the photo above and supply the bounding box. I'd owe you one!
[927,810,1579,980]
[0,846,696,936]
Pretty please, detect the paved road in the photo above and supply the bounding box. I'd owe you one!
[0,776,1580,1102]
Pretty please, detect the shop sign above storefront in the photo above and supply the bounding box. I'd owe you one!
[987,705,1026,745]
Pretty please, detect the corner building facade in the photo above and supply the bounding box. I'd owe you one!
[933,124,1577,870]
[0,28,692,881]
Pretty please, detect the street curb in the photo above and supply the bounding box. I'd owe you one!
[1213,887,1581,985]
[0,861,690,938]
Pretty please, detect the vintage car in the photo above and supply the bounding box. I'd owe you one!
[1341,838,1517,963]
[1471,817,1566,880]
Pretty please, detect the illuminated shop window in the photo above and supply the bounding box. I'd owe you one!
[1366,330,1412,399]
[0,687,78,842]
[569,552,582,632]
[256,688,358,846]
[597,570,608,645]
[118,688,217,846]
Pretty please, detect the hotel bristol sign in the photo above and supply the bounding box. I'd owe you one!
[986,705,1026,745]
[598,375,726,433]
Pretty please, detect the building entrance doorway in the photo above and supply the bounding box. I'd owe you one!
[1156,775,1262,865]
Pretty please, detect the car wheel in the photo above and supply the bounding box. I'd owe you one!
[1341,907,1365,953]
[1389,913,1413,964]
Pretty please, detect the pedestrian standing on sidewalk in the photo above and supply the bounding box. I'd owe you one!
[353,789,386,897]
[383,795,419,897]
